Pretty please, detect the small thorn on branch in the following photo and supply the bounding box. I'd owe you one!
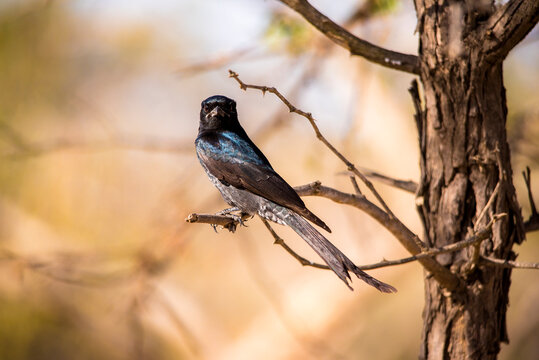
[523,166,539,233]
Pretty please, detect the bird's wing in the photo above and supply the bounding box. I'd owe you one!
[196,131,331,232]
[196,132,306,211]
[199,147,305,211]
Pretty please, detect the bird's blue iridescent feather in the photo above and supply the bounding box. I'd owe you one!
[196,131,270,168]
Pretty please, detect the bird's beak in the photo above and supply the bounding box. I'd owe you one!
[208,106,226,118]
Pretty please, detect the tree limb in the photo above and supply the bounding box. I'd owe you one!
[483,0,539,63]
[277,0,420,74]
[185,213,251,233]
[523,166,539,233]
[229,69,399,222]
[481,256,539,269]
[354,167,418,193]
[294,181,464,291]
[261,218,329,270]
[261,210,501,272]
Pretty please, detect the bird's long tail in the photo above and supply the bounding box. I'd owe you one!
[283,212,396,293]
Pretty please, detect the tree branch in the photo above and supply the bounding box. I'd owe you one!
[229,69,398,221]
[354,167,418,193]
[294,181,464,291]
[277,0,420,74]
[260,207,505,273]
[261,218,329,270]
[1,131,192,159]
[523,166,539,233]
[483,0,539,63]
[481,256,539,270]
[185,213,251,233]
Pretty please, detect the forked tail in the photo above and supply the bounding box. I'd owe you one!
[284,212,396,293]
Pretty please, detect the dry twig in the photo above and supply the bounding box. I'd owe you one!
[277,0,420,74]
[523,166,539,232]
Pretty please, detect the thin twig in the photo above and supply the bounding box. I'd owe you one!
[474,181,501,231]
[185,213,251,233]
[1,133,192,159]
[354,167,417,193]
[523,166,539,232]
[359,217,500,270]
[349,175,362,195]
[176,46,256,76]
[466,181,503,271]
[293,181,461,291]
[261,218,329,269]
[228,69,398,221]
[480,256,539,269]
[259,211,504,272]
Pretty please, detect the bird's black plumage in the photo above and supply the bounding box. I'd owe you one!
[195,95,396,293]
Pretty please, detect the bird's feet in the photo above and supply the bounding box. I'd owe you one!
[215,207,251,233]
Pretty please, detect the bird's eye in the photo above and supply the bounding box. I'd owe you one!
[203,104,209,112]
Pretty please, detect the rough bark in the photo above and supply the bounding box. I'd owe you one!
[413,1,526,358]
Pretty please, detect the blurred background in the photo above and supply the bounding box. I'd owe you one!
[0,0,538,359]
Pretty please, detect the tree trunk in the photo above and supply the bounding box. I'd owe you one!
[415,1,524,359]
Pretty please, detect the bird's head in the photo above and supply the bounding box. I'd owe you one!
[199,95,238,131]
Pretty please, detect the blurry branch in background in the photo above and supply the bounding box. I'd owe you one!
[523,166,539,233]
[175,46,260,77]
[0,122,192,158]
[237,231,348,360]
[151,287,203,359]
[0,248,132,287]
[277,0,420,74]
[340,169,418,194]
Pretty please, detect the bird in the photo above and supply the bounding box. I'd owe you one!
[195,95,396,293]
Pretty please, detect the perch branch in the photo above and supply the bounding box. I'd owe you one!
[185,213,251,233]
[277,0,420,74]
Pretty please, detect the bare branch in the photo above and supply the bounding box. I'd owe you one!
[483,0,539,63]
[229,69,398,221]
[260,218,329,270]
[293,181,464,291]
[360,217,501,270]
[0,248,132,287]
[349,175,362,196]
[1,132,192,159]
[475,181,502,231]
[480,256,539,269]
[277,0,420,74]
[523,166,539,232]
[261,207,505,273]
[355,167,418,193]
[185,213,251,233]
[176,46,257,76]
